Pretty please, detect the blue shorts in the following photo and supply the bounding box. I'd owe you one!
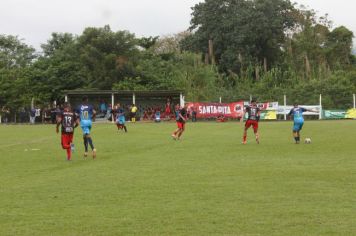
[293,122,304,132]
[80,120,92,135]
[116,117,125,125]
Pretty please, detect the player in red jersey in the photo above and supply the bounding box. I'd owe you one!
[171,104,181,139]
[56,103,79,161]
[241,100,261,144]
[175,104,188,140]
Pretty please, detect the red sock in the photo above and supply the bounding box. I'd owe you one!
[66,149,71,160]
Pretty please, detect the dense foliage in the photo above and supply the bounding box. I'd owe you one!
[0,0,355,119]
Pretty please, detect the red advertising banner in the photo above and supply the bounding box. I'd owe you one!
[187,102,245,119]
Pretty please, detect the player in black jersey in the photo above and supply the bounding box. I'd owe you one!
[56,103,79,161]
[241,100,261,144]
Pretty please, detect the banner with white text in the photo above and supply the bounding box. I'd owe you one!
[187,102,245,119]
[187,101,278,119]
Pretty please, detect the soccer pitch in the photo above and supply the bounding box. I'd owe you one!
[0,121,355,235]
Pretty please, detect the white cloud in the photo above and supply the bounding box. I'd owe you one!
[0,0,354,50]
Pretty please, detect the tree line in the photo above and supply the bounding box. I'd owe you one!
[0,0,355,118]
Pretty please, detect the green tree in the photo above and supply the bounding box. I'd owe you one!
[183,0,296,73]
[325,26,354,68]
[0,35,36,112]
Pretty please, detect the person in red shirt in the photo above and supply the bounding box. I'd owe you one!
[240,100,261,144]
[171,104,188,140]
[56,103,79,161]
[175,104,188,140]
[165,102,171,120]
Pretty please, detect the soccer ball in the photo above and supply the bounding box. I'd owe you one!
[304,138,312,144]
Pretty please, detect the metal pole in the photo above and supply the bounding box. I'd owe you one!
[180,93,183,107]
[319,94,322,120]
[353,94,355,109]
[64,95,68,103]
[249,95,252,102]
[284,94,287,121]
[219,97,222,103]
[132,93,136,105]
[111,93,115,123]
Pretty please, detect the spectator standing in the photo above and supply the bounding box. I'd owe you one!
[43,106,52,124]
[100,100,107,115]
[3,107,10,123]
[30,107,36,124]
[130,104,138,122]
[165,102,171,120]
[192,108,197,122]
[35,107,41,123]
[50,105,57,124]
[19,107,27,123]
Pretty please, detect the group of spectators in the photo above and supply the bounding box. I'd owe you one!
[0,99,200,124]
[141,102,198,122]
[0,105,62,124]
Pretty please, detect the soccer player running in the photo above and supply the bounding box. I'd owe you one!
[114,103,127,132]
[241,99,261,144]
[172,104,188,140]
[77,96,97,159]
[56,103,79,161]
[171,104,181,139]
[288,103,316,144]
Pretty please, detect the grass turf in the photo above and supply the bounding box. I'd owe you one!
[0,121,355,235]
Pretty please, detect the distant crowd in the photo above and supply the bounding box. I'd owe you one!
[0,105,61,124]
[0,99,198,124]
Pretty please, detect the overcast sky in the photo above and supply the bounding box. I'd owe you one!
[0,0,355,50]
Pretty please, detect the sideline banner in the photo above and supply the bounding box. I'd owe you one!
[187,101,279,119]
[187,102,245,119]
[346,109,356,119]
[260,110,277,120]
[323,109,356,119]
[257,102,279,111]
[278,105,321,116]
[322,110,346,119]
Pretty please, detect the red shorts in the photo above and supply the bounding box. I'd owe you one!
[245,120,258,132]
[177,121,185,129]
[61,133,73,149]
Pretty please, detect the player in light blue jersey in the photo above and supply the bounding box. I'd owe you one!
[288,103,316,144]
[77,96,97,158]
[114,103,127,132]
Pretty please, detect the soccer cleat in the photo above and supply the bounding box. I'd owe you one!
[92,149,97,159]
[256,139,260,144]
[83,152,88,159]
[242,141,247,145]
[171,134,177,140]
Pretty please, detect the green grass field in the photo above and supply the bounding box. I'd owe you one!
[0,121,355,236]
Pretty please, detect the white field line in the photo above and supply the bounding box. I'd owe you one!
[0,136,55,149]
[0,124,110,150]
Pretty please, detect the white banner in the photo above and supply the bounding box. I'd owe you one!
[278,105,321,115]
[244,102,279,111]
